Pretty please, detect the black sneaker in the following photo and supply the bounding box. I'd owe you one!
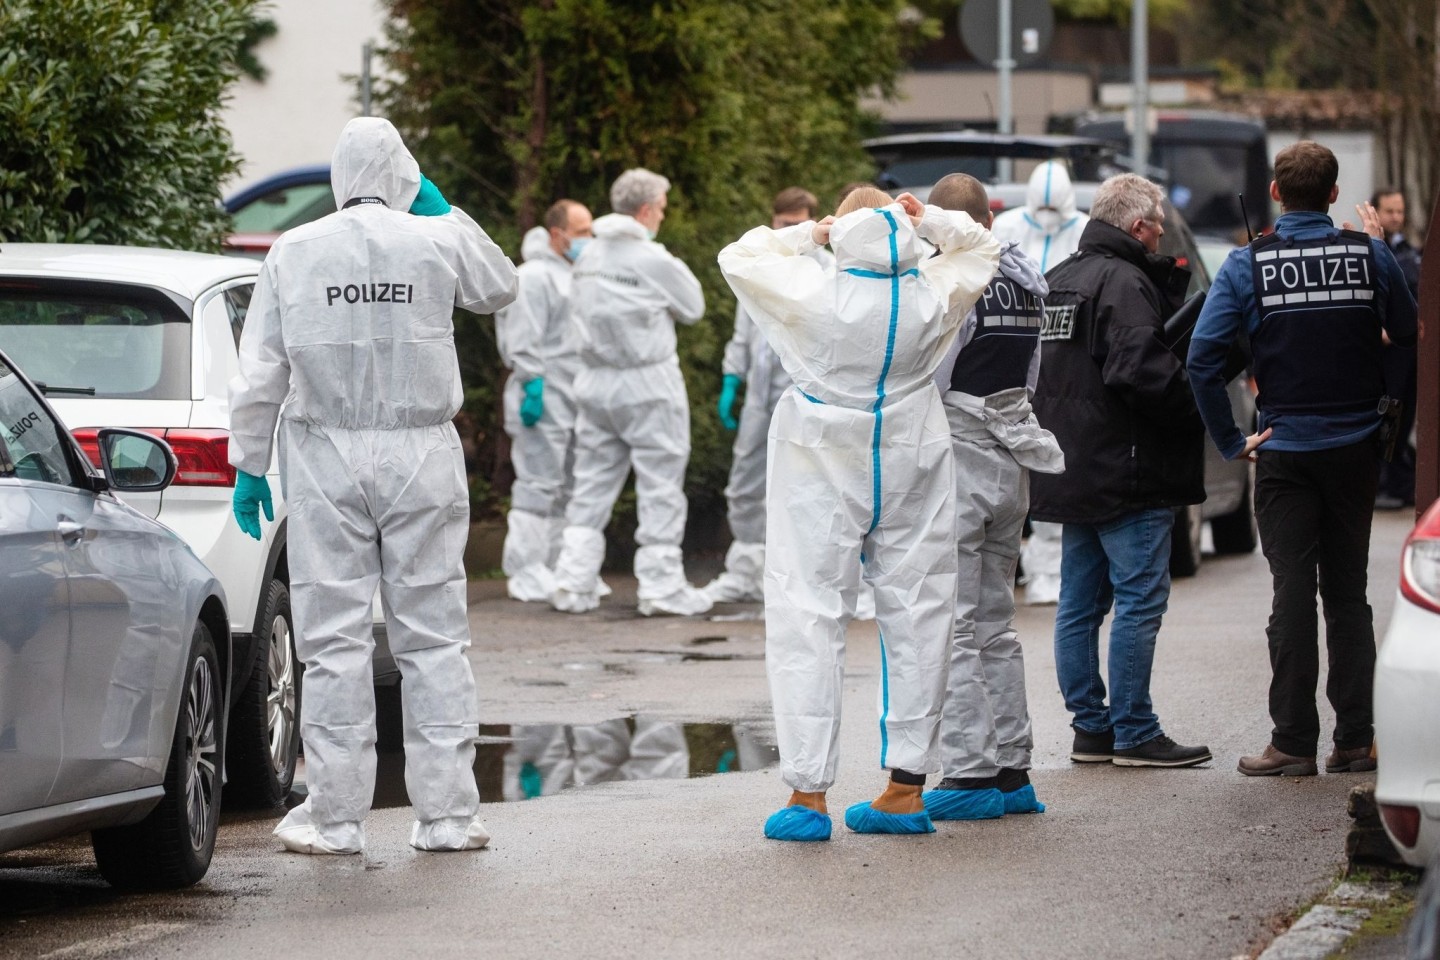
[1112,734,1212,768]
[996,768,1031,792]
[1071,726,1115,763]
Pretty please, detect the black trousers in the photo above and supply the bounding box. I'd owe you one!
[1254,437,1380,757]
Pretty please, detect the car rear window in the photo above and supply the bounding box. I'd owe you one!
[0,279,192,400]
[230,182,336,233]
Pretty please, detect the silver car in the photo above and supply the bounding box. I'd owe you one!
[0,348,229,889]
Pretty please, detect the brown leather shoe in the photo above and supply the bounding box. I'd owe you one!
[1325,745,1377,773]
[1238,745,1318,777]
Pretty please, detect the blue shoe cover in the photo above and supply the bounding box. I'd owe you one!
[921,787,1004,821]
[844,802,936,835]
[764,805,832,841]
[1002,784,1046,814]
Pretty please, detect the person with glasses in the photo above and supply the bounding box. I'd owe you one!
[1029,173,1213,769]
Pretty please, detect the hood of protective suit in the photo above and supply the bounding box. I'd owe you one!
[592,213,649,240]
[998,241,1049,299]
[1024,161,1078,229]
[520,225,552,263]
[330,117,422,212]
[829,204,923,273]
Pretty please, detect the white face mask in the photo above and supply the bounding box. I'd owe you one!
[1032,209,1063,234]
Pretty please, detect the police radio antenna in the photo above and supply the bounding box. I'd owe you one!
[1239,194,1255,243]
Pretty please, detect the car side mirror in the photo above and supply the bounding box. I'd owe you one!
[97,429,177,492]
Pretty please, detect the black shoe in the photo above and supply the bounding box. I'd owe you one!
[935,775,1000,791]
[996,767,1031,792]
[1071,726,1115,763]
[1374,493,1411,511]
[1112,734,1212,768]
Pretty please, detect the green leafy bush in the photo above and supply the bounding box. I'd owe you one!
[0,0,256,250]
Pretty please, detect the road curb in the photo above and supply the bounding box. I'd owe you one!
[1253,880,1401,960]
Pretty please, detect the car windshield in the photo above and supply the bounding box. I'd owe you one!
[1157,143,1253,237]
[0,280,191,400]
[230,182,336,233]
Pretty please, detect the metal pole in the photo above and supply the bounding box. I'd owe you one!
[361,41,373,117]
[1130,0,1149,176]
[997,0,1014,182]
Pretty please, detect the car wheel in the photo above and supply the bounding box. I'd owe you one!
[224,579,300,808]
[1211,468,1258,555]
[92,622,222,890]
[1169,504,1203,578]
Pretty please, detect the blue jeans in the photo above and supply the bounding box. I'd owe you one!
[1053,508,1172,750]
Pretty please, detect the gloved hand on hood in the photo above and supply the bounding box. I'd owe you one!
[233,471,273,540]
[520,377,545,427]
[410,174,452,217]
[718,374,742,430]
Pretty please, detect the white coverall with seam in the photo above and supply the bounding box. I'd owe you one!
[496,227,582,602]
[228,117,518,853]
[706,246,834,603]
[551,212,709,616]
[931,242,1065,779]
[718,204,999,792]
[991,160,1089,605]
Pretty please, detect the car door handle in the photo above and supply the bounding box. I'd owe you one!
[56,517,85,544]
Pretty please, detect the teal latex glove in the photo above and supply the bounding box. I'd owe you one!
[520,377,545,427]
[410,174,452,217]
[718,374,742,431]
[232,471,273,541]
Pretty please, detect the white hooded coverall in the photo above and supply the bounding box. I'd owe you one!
[496,227,582,601]
[931,243,1065,779]
[991,160,1088,604]
[551,213,709,615]
[228,118,518,853]
[718,204,999,792]
[708,246,834,603]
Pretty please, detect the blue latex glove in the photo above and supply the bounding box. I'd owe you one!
[410,174,451,217]
[520,377,545,427]
[232,471,274,541]
[718,374,742,431]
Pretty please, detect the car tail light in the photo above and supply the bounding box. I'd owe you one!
[71,428,236,487]
[1400,500,1440,615]
[1379,802,1421,848]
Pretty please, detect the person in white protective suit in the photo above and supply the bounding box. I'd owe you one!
[550,168,711,617]
[228,117,518,855]
[992,160,1089,606]
[718,187,1000,841]
[921,174,1065,822]
[496,200,593,601]
[704,187,832,604]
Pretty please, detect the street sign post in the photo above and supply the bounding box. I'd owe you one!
[959,0,1054,181]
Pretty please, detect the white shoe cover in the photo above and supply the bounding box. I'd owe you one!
[854,584,876,621]
[410,814,491,851]
[702,541,765,603]
[596,577,613,598]
[274,803,364,855]
[638,585,713,617]
[552,588,600,613]
[507,563,557,602]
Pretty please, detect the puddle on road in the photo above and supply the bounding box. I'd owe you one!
[344,704,778,809]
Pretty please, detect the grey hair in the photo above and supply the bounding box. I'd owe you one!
[610,168,670,215]
[1089,173,1165,231]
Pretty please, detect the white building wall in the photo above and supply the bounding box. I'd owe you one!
[221,0,389,193]
[1266,129,1378,221]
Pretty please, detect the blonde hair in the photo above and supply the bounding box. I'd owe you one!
[835,186,894,218]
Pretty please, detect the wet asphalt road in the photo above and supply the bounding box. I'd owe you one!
[0,512,1418,960]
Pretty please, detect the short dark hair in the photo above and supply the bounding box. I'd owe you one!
[1273,141,1339,212]
[1371,185,1404,208]
[928,173,990,224]
[772,187,819,218]
[544,199,576,231]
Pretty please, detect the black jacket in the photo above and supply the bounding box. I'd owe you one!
[1030,219,1205,524]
